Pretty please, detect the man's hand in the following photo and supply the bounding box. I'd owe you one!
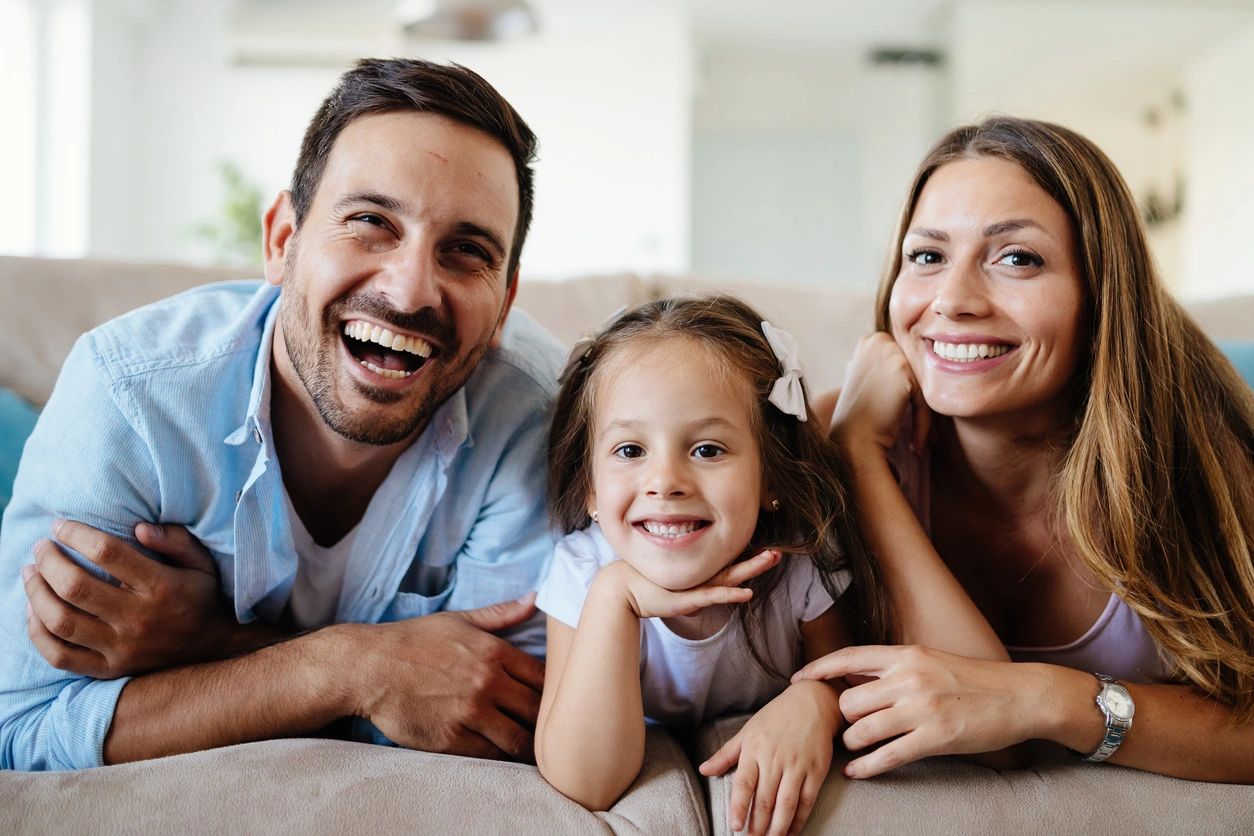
[23,520,240,679]
[699,681,842,836]
[342,593,545,762]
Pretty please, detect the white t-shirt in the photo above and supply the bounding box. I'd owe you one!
[536,524,847,727]
[286,494,360,630]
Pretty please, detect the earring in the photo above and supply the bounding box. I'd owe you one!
[770,499,780,511]
[591,510,599,523]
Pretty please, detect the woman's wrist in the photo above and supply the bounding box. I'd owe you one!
[1024,663,1106,753]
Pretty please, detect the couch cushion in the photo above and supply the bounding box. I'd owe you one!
[0,728,708,835]
[698,714,1254,835]
[0,256,250,406]
[514,273,646,350]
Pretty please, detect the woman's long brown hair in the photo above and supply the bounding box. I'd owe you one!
[877,116,1254,720]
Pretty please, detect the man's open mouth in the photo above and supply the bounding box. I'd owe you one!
[342,319,435,380]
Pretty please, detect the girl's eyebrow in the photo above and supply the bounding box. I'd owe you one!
[599,416,739,438]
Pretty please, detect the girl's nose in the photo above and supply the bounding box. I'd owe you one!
[644,454,692,498]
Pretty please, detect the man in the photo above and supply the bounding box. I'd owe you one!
[0,58,563,770]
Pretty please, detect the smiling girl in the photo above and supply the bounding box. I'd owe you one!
[535,296,888,834]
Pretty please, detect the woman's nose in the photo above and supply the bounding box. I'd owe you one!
[931,258,991,319]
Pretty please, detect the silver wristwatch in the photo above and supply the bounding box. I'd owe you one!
[1083,673,1135,763]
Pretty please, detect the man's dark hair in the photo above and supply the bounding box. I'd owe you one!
[291,57,538,280]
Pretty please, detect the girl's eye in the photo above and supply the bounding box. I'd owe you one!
[905,249,943,266]
[613,444,644,460]
[997,249,1044,268]
[692,444,725,459]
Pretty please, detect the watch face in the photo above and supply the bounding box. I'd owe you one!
[1105,686,1134,720]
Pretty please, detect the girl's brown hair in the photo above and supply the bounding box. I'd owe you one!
[878,116,1254,719]
[549,295,891,669]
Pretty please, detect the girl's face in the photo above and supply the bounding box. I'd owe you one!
[889,156,1087,431]
[587,335,767,591]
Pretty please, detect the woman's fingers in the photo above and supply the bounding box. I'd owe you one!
[844,730,934,779]
[792,644,896,683]
[836,674,901,723]
[910,381,932,455]
[842,704,915,753]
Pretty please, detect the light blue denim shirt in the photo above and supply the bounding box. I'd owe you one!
[0,280,563,771]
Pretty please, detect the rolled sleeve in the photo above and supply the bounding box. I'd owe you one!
[0,335,157,770]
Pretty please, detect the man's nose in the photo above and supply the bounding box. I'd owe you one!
[376,239,443,314]
[644,453,692,498]
[931,257,992,320]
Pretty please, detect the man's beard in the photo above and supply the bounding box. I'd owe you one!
[279,276,493,447]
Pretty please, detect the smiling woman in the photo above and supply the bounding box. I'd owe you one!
[804,116,1254,784]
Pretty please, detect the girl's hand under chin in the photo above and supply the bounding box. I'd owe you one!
[598,549,782,620]
[831,332,930,456]
[698,680,844,836]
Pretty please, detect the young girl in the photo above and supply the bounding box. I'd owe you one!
[535,295,888,836]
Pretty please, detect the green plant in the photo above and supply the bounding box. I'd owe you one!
[193,160,264,267]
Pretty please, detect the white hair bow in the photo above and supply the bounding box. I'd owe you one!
[761,321,808,422]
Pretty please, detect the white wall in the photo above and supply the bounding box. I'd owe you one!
[691,48,941,289]
[87,0,694,280]
[1182,20,1254,300]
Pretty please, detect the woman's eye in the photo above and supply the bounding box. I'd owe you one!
[997,249,1044,268]
[905,249,943,266]
[692,444,725,459]
[613,444,644,460]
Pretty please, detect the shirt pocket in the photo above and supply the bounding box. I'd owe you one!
[380,563,457,621]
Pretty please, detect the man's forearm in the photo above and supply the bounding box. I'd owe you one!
[104,625,354,764]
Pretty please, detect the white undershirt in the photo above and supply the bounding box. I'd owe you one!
[285,494,359,629]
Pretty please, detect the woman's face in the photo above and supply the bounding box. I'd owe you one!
[888,156,1087,431]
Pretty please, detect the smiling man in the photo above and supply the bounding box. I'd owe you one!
[0,59,564,770]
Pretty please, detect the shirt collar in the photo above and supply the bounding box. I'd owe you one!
[224,284,281,447]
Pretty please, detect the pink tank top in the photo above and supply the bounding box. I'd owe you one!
[889,427,1170,684]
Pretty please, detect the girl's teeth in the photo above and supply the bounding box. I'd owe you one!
[642,521,700,537]
[932,340,1011,362]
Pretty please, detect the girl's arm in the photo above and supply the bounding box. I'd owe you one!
[797,645,1254,782]
[537,551,782,810]
[823,333,1005,660]
[699,607,851,836]
[536,566,647,811]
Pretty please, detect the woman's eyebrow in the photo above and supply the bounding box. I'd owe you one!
[906,227,948,241]
[982,218,1057,242]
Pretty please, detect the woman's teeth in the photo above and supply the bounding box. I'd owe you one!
[932,340,1011,362]
[344,320,433,358]
[641,521,702,537]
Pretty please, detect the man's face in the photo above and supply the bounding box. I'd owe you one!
[265,111,520,446]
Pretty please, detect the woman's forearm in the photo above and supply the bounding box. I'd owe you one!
[843,442,1006,659]
[536,572,647,810]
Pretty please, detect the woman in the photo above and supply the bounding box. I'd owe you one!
[802,116,1254,782]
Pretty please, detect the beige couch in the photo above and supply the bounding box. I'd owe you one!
[2,255,1252,834]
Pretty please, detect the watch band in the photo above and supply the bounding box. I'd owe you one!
[1083,673,1134,763]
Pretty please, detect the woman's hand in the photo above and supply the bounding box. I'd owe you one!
[831,332,930,456]
[699,681,842,836]
[793,645,1045,778]
[601,549,782,620]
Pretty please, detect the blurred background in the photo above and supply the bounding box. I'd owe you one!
[2,0,1252,298]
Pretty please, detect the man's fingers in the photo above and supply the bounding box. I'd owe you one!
[453,591,537,633]
[698,734,742,777]
[792,645,895,684]
[26,604,110,677]
[844,731,929,779]
[466,709,535,763]
[32,539,125,618]
[52,520,155,589]
[728,757,759,833]
[498,643,546,692]
[489,667,544,726]
[24,564,113,651]
[134,523,216,573]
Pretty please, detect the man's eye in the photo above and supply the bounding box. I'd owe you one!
[905,249,943,266]
[350,213,388,228]
[692,444,725,459]
[613,444,644,460]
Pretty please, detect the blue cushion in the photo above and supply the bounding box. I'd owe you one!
[1219,341,1254,390]
[1,388,40,520]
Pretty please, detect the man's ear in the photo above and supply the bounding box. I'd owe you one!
[262,191,297,287]
[489,267,521,348]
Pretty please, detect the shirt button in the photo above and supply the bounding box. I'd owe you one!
[252,426,263,445]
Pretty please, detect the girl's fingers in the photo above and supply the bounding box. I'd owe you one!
[728,757,759,833]
[672,585,752,616]
[788,772,823,836]
[715,549,780,587]
[844,730,932,780]
[699,734,742,777]
[766,770,803,836]
[749,765,781,836]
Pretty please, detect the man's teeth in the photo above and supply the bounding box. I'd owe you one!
[932,341,1011,362]
[343,320,433,358]
[641,521,702,537]
[359,360,413,380]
